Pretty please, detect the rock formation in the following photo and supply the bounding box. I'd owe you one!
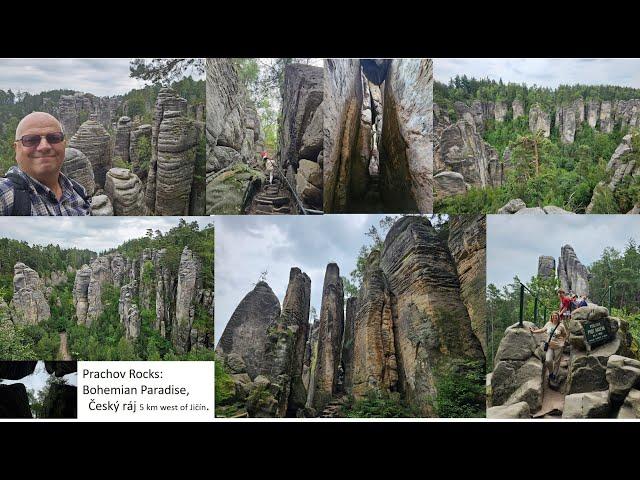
[0,383,32,418]
[174,246,202,354]
[206,58,267,214]
[113,116,132,164]
[129,124,152,182]
[278,64,323,211]
[537,256,556,279]
[308,263,344,411]
[58,92,122,137]
[118,282,140,340]
[9,262,50,325]
[512,99,524,120]
[145,89,198,215]
[72,265,92,326]
[497,198,573,215]
[68,117,112,189]
[448,215,487,356]
[324,58,432,213]
[62,148,96,196]
[528,104,551,138]
[341,297,357,395]
[557,244,590,296]
[90,195,113,215]
[85,256,113,327]
[216,282,281,379]
[104,168,145,216]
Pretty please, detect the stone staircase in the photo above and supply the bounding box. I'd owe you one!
[532,348,571,418]
[246,177,294,215]
[319,396,348,418]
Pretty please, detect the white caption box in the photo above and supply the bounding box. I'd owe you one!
[77,361,214,421]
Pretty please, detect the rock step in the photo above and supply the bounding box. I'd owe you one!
[255,196,290,206]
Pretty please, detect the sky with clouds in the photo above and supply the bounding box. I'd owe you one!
[487,215,640,289]
[214,214,418,344]
[435,58,640,89]
[0,216,212,253]
[0,58,204,96]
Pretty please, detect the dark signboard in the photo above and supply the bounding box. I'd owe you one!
[583,319,610,347]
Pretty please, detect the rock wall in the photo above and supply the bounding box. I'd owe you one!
[104,168,145,216]
[129,124,152,183]
[114,116,132,163]
[448,215,487,357]
[73,265,92,326]
[278,64,324,211]
[557,244,590,296]
[528,104,551,138]
[173,246,202,354]
[62,148,96,196]
[10,263,50,326]
[59,92,122,137]
[308,263,344,411]
[537,256,556,279]
[118,282,140,340]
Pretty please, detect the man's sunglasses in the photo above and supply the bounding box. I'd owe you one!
[15,132,65,148]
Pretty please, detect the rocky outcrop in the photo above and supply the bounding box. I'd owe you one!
[433,171,467,199]
[350,250,397,397]
[206,162,264,214]
[494,101,507,123]
[586,134,639,214]
[497,199,573,215]
[557,244,590,296]
[587,99,600,128]
[379,216,484,415]
[104,168,145,216]
[90,194,113,216]
[118,282,140,340]
[145,89,198,215]
[537,256,556,279]
[85,256,113,327]
[512,99,524,120]
[0,383,31,418]
[448,215,487,357]
[263,267,311,417]
[68,117,112,188]
[114,116,132,163]
[62,148,96,196]
[154,249,174,337]
[615,99,640,130]
[435,120,501,192]
[528,104,550,138]
[10,262,50,325]
[174,246,201,354]
[216,282,281,379]
[308,263,344,411]
[599,101,614,133]
[555,101,578,144]
[72,265,92,325]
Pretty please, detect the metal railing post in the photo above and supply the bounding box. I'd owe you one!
[608,285,612,311]
[519,283,525,328]
[534,297,539,326]
[543,305,547,324]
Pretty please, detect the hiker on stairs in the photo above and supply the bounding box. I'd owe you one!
[262,151,276,185]
[530,311,567,386]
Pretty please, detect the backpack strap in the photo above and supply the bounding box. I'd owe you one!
[4,172,32,216]
[68,178,89,203]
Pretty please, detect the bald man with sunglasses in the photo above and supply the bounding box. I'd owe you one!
[0,112,90,215]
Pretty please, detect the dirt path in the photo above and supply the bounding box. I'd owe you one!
[58,332,72,361]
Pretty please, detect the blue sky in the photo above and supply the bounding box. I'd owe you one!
[436,58,640,88]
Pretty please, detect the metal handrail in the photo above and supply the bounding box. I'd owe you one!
[597,285,612,312]
[272,161,323,215]
[518,281,553,328]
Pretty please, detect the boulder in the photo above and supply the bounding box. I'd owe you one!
[515,207,546,215]
[617,388,640,418]
[497,198,526,214]
[68,118,112,188]
[90,194,113,216]
[434,171,468,199]
[606,355,640,406]
[206,162,264,215]
[486,401,531,419]
[562,391,610,418]
[104,168,145,216]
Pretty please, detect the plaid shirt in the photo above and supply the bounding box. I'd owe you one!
[0,166,90,216]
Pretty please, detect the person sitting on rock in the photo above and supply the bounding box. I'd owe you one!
[530,311,567,384]
[0,112,90,215]
[577,295,588,308]
[558,289,573,320]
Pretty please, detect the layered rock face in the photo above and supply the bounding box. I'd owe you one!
[145,89,198,215]
[9,263,50,325]
[557,244,590,296]
[350,250,397,397]
[216,282,282,379]
[206,58,266,214]
[59,92,122,137]
[104,168,145,216]
[308,263,344,411]
[118,282,140,340]
[85,257,113,327]
[341,297,357,394]
[62,148,96,196]
[324,58,432,213]
[379,216,484,415]
[90,195,113,215]
[278,64,324,211]
[174,246,202,354]
[68,118,112,189]
[114,116,132,163]
[586,134,639,213]
[537,256,556,279]
[512,99,524,120]
[263,267,311,417]
[448,215,487,357]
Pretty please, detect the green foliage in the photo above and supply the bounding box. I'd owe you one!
[349,216,400,289]
[0,319,37,359]
[113,155,127,169]
[215,358,236,406]
[434,360,485,418]
[589,240,640,312]
[342,390,417,418]
[129,58,204,85]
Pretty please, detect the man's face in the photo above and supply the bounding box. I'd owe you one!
[14,114,66,181]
